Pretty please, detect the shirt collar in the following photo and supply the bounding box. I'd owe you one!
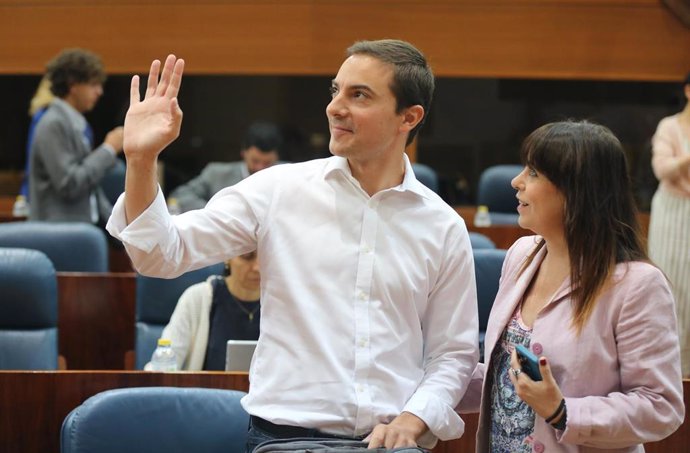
[323,154,431,200]
[52,98,88,132]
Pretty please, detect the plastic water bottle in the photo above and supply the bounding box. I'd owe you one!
[166,197,181,215]
[150,338,178,371]
[474,205,491,227]
[12,195,29,217]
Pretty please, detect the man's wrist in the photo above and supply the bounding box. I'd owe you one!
[396,411,428,439]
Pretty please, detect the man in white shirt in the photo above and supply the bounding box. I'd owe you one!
[107,39,478,451]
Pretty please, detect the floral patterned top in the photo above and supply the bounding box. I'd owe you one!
[489,304,535,453]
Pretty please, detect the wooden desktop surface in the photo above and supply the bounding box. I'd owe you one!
[0,370,687,453]
[0,370,249,453]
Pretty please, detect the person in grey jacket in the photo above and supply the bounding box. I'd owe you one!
[169,121,282,212]
[29,48,123,223]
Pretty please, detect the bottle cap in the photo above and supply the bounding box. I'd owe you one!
[157,338,171,346]
[478,205,489,213]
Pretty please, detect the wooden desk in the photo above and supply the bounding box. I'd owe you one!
[454,205,532,249]
[0,370,249,453]
[0,371,686,453]
[455,206,652,251]
[58,272,136,370]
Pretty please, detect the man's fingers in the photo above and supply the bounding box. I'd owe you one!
[366,426,385,449]
[145,59,161,99]
[155,54,176,96]
[130,75,140,105]
[166,58,185,99]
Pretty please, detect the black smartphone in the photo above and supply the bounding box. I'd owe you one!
[515,344,542,381]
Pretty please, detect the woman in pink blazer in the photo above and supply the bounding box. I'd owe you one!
[459,121,684,453]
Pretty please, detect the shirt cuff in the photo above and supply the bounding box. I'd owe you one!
[105,186,168,253]
[101,143,117,157]
[403,389,465,442]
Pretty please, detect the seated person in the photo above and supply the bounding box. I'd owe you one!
[169,121,282,212]
[150,251,260,371]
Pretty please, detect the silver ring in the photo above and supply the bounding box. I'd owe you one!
[512,368,522,377]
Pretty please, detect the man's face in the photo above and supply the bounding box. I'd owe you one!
[242,146,278,174]
[67,80,103,113]
[326,54,406,163]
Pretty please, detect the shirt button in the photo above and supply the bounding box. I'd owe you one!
[533,440,545,453]
[358,292,367,301]
[357,385,364,393]
[532,342,543,355]
[359,339,367,347]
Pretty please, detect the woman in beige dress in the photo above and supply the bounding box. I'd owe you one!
[648,72,690,376]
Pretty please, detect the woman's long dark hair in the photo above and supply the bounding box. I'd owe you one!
[520,120,648,333]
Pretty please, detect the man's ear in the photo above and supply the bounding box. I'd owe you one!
[400,105,425,134]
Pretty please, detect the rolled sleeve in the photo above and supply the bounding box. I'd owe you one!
[404,389,465,441]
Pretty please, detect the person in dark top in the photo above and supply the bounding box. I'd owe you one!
[153,251,260,370]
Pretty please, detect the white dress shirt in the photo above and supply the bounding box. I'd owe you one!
[107,155,478,442]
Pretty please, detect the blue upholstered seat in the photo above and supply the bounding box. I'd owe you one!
[135,263,225,369]
[0,221,108,272]
[411,162,440,194]
[0,247,58,370]
[468,232,496,249]
[473,248,507,361]
[477,165,523,225]
[60,387,249,453]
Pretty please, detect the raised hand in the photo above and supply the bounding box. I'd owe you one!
[123,55,185,160]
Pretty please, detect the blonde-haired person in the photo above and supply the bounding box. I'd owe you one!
[19,76,54,198]
[459,120,684,453]
[648,72,690,377]
[149,251,261,371]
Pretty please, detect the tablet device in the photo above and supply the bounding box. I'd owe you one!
[225,340,258,372]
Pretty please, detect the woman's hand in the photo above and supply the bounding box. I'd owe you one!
[509,348,564,421]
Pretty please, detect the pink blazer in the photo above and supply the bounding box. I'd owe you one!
[459,236,684,453]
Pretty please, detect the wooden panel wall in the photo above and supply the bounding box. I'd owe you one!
[0,1,688,80]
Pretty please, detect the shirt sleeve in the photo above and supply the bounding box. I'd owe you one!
[106,169,273,278]
[159,281,210,370]
[403,224,479,442]
[555,265,685,448]
[651,118,690,189]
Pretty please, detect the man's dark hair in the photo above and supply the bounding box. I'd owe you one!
[242,121,283,154]
[46,48,106,98]
[347,39,435,146]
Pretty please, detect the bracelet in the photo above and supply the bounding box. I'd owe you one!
[551,403,567,431]
[544,398,565,424]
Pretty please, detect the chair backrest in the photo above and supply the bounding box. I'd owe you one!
[411,162,439,194]
[60,387,249,453]
[135,263,225,369]
[473,248,507,361]
[0,221,108,272]
[477,165,523,225]
[100,159,126,206]
[0,247,58,370]
[468,232,496,249]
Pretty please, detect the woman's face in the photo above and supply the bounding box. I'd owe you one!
[511,165,566,239]
[228,252,260,290]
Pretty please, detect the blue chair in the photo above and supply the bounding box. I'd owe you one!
[100,159,126,207]
[135,263,225,369]
[477,165,523,225]
[469,232,496,249]
[412,162,440,194]
[473,249,507,361]
[0,221,108,272]
[61,387,249,453]
[0,247,58,370]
